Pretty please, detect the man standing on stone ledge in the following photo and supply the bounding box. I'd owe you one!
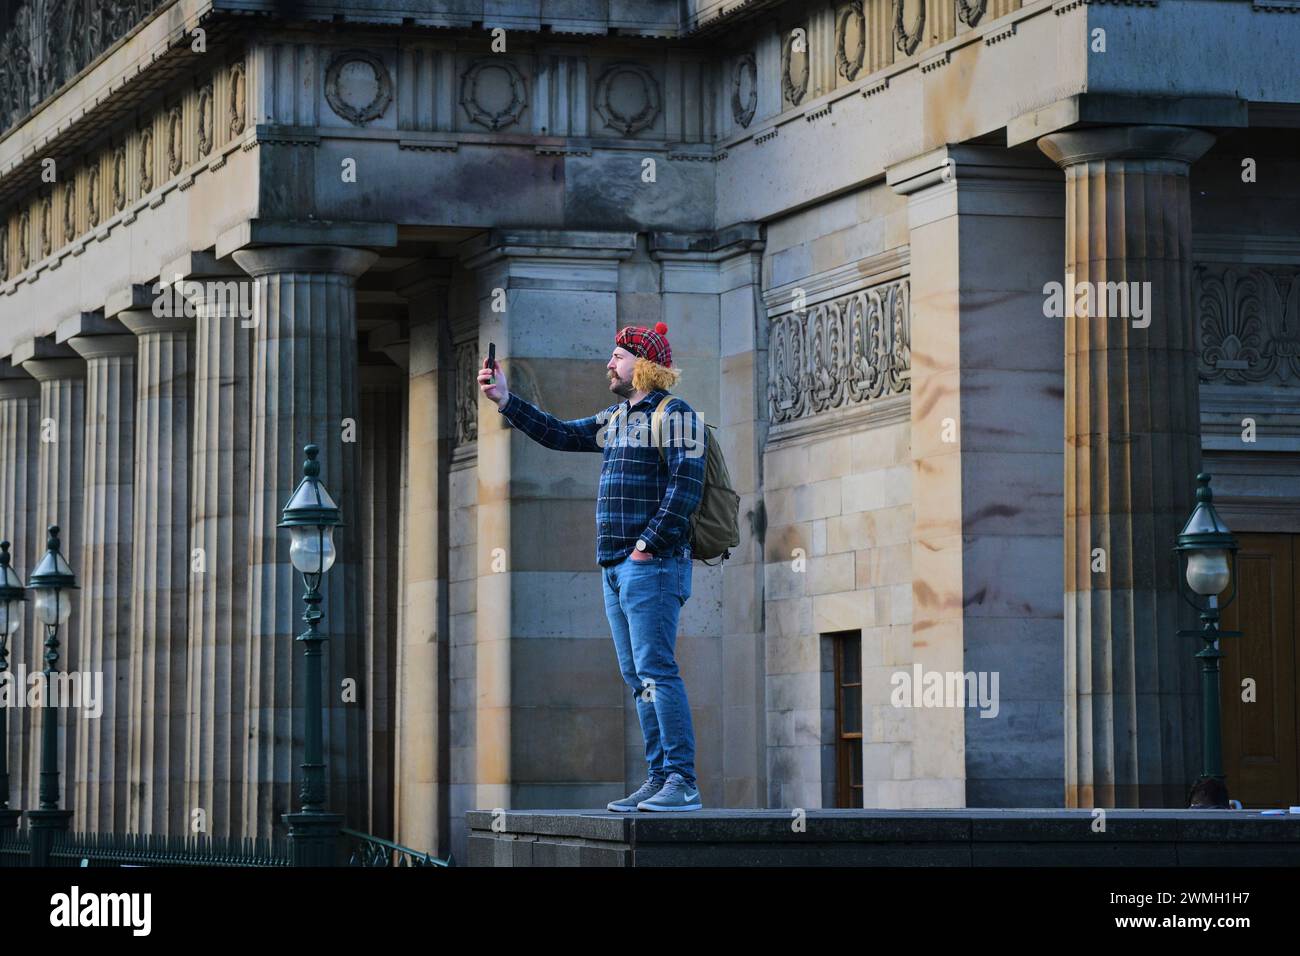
[477,322,705,811]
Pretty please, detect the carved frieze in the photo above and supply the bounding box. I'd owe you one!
[836,2,866,81]
[594,62,660,136]
[454,341,479,446]
[767,278,912,424]
[781,26,810,106]
[458,57,528,132]
[732,53,757,129]
[1197,264,1300,386]
[325,50,394,127]
[0,1,161,136]
[894,0,926,57]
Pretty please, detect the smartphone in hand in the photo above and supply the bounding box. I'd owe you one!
[485,342,496,385]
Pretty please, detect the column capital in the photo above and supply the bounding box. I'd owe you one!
[231,245,379,279]
[66,335,138,360]
[0,379,39,400]
[117,309,192,337]
[1037,125,1215,169]
[13,339,84,382]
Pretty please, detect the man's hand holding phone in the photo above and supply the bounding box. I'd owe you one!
[478,344,509,408]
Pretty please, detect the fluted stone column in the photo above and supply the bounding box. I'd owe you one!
[358,362,404,839]
[183,270,254,840]
[118,308,193,835]
[231,244,376,837]
[0,362,41,812]
[17,346,86,820]
[1038,125,1214,808]
[66,333,136,833]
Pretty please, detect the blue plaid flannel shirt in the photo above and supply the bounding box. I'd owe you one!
[497,387,706,566]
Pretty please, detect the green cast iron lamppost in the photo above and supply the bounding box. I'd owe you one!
[0,541,25,833]
[279,444,344,864]
[26,526,77,858]
[1173,473,1241,809]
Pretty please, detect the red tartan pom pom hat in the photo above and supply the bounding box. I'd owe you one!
[615,321,672,369]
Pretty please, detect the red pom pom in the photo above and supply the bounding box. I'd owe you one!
[654,322,668,336]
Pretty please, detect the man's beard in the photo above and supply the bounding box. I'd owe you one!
[609,373,633,397]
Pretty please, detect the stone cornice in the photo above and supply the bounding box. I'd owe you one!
[762,247,909,314]
[458,228,639,270]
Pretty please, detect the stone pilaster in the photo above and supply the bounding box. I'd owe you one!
[66,332,136,833]
[230,244,376,837]
[358,362,404,839]
[181,265,255,840]
[117,306,193,835]
[458,230,637,848]
[16,344,86,819]
[0,362,41,812]
[887,146,1067,808]
[1038,125,1215,808]
[395,278,451,855]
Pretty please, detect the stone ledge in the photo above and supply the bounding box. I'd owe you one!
[466,809,1300,866]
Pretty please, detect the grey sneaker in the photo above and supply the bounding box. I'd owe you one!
[636,772,702,812]
[607,775,667,812]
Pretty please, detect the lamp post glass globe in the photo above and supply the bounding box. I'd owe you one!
[1185,548,1231,597]
[26,527,77,628]
[33,588,72,626]
[0,541,24,638]
[289,525,336,576]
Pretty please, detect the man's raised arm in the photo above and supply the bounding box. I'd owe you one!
[496,391,610,453]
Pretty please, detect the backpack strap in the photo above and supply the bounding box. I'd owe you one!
[649,395,674,461]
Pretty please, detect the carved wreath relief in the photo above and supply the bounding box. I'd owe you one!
[229,60,247,136]
[732,53,757,129]
[768,278,912,424]
[781,26,810,106]
[167,106,183,176]
[325,50,394,127]
[112,144,127,212]
[197,79,214,156]
[139,124,154,193]
[459,57,528,132]
[39,193,51,258]
[594,62,661,136]
[86,161,99,227]
[62,181,75,242]
[894,0,926,57]
[836,1,866,81]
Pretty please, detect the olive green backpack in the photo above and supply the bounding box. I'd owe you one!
[615,395,741,565]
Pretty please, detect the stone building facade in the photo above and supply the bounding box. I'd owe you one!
[0,0,1297,863]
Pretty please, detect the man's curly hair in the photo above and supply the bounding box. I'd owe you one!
[631,356,683,393]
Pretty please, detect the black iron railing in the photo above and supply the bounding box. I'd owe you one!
[46,830,291,867]
[340,828,453,867]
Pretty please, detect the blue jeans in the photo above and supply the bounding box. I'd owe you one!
[602,549,696,790]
